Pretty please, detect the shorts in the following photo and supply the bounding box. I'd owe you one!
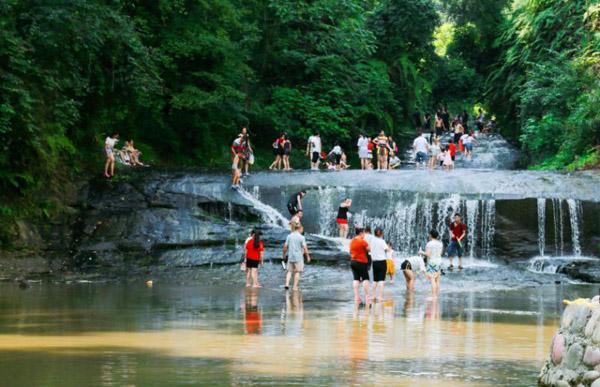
[465,143,473,151]
[287,203,299,216]
[311,152,319,163]
[278,147,285,156]
[272,147,279,156]
[336,218,348,225]
[415,151,428,163]
[426,263,441,274]
[372,260,387,282]
[246,259,260,269]
[351,261,370,282]
[106,148,114,157]
[447,240,464,257]
[287,261,304,273]
[386,259,395,275]
[451,155,456,161]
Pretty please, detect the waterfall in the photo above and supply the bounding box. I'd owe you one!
[466,200,479,258]
[237,188,288,228]
[481,200,496,258]
[552,199,564,255]
[252,185,260,201]
[316,186,342,237]
[537,198,546,256]
[567,199,582,256]
[336,195,496,258]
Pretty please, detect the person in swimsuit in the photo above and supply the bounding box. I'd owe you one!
[282,136,292,171]
[287,191,307,217]
[336,198,352,239]
[103,132,119,178]
[374,131,391,170]
[418,229,444,297]
[350,227,371,304]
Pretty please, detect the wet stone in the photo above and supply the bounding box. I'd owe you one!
[564,343,584,369]
[592,379,600,387]
[552,334,566,365]
[556,380,570,387]
[584,370,600,382]
[586,309,600,337]
[584,346,600,367]
[570,306,592,334]
[593,318,600,344]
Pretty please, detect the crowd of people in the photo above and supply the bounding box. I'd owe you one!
[240,190,469,305]
[103,132,147,178]
[228,107,490,185]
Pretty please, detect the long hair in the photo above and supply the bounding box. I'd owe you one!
[253,230,261,249]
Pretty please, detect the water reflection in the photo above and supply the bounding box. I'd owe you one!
[241,289,262,335]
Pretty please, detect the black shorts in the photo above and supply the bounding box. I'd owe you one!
[351,261,369,282]
[278,148,285,156]
[287,203,298,216]
[311,152,319,163]
[372,260,387,282]
[335,154,341,165]
[451,155,455,161]
[272,148,279,156]
[246,259,259,268]
[400,260,412,271]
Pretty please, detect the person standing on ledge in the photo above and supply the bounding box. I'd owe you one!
[287,190,307,218]
[350,227,371,305]
[283,223,311,291]
[104,132,119,178]
[336,198,352,239]
[448,214,467,270]
[306,131,322,170]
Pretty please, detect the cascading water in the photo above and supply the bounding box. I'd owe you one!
[238,187,288,228]
[535,198,583,257]
[331,194,496,258]
[537,198,546,256]
[567,199,582,256]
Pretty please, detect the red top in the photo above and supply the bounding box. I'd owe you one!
[448,143,456,157]
[367,142,373,151]
[245,239,264,261]
[450,222,467,241]
[350,237,369,263]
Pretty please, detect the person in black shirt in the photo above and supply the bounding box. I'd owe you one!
[287,190,307,217]
[336,198,352,239]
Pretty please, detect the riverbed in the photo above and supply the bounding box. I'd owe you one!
[0,265,595,386]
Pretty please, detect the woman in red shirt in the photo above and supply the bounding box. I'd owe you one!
[350,227,371,304]
[245,230,264,288]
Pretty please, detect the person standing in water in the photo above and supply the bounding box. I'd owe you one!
[370,228,391,302]
[399,254,426,292]
[287,190,307,217]
[429,137,442,169]
[350,227,371,304]
[283,223,311,291]
[413,132,430,168]
[448,214,467,270]
[461,131,476,161]
[374,131,391,170]
[357,134,370,170]
[336,198,352,239]
[104,132,119,178]
[245,230,264,288]
[418,230,444,297]
[306,131,322,170]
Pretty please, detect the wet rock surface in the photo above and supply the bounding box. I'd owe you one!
[541,301,600,386]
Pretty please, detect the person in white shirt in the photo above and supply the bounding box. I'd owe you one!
[283,224,311,291]
[306,132,322,170]
[328,142,343,170]
[104,132,119,178]
[399,254,426,292]
[418,229,444,298]
[357,135,370,170]
[370,228,391,302]
[461,131,476,160]
[412,132,430,168]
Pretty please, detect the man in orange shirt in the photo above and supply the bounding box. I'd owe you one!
[350,227,371,305]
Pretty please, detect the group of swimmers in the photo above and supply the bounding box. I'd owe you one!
[103,132,147,178]
[241,189,469,304]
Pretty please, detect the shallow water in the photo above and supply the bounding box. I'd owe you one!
[0,265,595,386]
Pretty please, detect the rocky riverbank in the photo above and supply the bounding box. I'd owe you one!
[540,298,600,386]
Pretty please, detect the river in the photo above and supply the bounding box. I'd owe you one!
[4,134,600,385]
